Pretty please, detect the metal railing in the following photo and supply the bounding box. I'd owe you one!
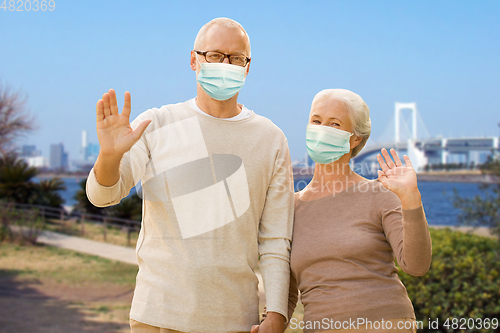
[0,201,141,246]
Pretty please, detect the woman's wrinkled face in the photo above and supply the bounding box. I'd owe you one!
[309,98,353,132]
[309,98,361,149]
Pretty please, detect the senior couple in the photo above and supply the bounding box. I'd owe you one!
[86,18,432,333]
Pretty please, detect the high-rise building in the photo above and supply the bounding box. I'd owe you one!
[19,145,47,167]
[81,130,88,161]
[21,145,39,157]
[79,129,100,162]
[50,143,68,170]
[87,142,100,161]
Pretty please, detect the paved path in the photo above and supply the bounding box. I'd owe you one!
[37,231,137,265]
[36,230,266,296]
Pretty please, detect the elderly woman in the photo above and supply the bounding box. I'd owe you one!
[253,89,432,333]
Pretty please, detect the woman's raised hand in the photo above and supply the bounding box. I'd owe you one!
[96,89,151,157]
[376,148,419,201]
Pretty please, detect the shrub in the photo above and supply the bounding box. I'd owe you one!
[0,202,44,245]
[398,228,500,332]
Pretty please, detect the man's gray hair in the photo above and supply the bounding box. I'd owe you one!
[194,18,251,57]
[312,89,371,158]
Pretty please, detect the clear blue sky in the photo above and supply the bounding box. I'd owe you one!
[1,0,499,162]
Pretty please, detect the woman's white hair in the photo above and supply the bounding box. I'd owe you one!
[312,89,371,158]
[194,18,251,57]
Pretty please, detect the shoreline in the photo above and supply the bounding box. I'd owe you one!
[38,170,498,184]
[293,169,497,184]
[416,170,498,183]
[36,173,88,179]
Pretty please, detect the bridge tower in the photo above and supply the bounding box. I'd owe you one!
[394,102,427,171]
[395,102,418,143]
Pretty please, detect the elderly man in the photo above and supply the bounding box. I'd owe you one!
[86,18,293,333]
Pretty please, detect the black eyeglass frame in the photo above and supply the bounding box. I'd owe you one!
[195,50,251,67]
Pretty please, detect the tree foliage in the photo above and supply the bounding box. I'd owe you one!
[73,178,142,221]
[107,193,142,221]
[73,178,107,216]
[0,83,36,156]
[453,155,500,240]
[33,178,66,208]
[399,228,500,332]
[0,153,38,203]
[0,153,65,208]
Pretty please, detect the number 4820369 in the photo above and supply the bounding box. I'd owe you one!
[1,0,55,11]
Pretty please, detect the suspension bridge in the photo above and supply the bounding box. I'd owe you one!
[351,102,500,172]
[293,102,499,179]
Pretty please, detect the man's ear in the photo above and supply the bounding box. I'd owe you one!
[190,51,197,71]
[244,58,251,76]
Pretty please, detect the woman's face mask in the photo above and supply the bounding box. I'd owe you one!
[306,124,353,164]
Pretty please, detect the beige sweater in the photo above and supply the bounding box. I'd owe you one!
[288,179,432,332]
[86,101,294,332]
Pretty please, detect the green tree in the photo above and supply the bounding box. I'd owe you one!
[0,83,36,156]
[73,178,107,216]
[33,178,66,209]
[107,193,142,221]
[74,178,142,222]
[0,153,38,203]
[453,155,500,240]
[0,153,66,209]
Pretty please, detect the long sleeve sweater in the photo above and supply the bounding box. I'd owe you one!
[86,101,294,332]
[287,179,432,333]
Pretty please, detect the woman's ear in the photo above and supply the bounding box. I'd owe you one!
[350,135,362,149]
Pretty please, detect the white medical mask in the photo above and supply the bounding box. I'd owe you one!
[196,57,246,101]
[306,124,353,164]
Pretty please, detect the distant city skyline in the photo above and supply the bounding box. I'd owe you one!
[2,1,499,162]
[18,129,100,171]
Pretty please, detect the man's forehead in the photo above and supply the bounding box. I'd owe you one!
[202,25,249,52]
[205,24,246,37]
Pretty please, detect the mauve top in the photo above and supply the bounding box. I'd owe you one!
[287,179,432,332]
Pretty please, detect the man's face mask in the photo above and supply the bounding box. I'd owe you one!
[196,56,247,101]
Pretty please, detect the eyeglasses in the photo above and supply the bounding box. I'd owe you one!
[195,50,250,67]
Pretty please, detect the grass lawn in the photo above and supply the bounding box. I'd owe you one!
[0,241,305,332]
[0,242,138,333]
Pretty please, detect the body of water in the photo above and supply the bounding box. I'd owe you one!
[295,179,487,226]
[45,177,488,227]
[34,176,83,208]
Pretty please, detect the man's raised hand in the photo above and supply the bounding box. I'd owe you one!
[96,89,151,157]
